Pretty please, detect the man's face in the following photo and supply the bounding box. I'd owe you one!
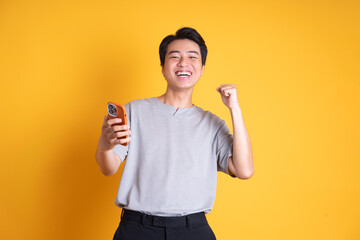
[162,39,204,90]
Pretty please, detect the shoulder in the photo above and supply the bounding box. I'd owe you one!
[123,98,156,122]
[194,106,226,127]
[125,97,156,110]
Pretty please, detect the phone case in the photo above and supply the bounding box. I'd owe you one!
[107,102,129,146]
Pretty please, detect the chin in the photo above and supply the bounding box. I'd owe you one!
[169,83,195,91]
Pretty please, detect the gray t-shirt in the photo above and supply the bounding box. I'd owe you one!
[112,97,233,216]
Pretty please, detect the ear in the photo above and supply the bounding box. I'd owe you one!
[201,65,205,76]
[161,66,165,76]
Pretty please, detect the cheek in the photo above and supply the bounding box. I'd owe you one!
[192,63,202,73]
[165,68,174,75]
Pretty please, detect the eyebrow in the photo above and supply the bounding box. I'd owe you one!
[168,50,199,55]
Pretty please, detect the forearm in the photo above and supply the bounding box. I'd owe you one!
[95,146,121,176]
[230,107,254,178]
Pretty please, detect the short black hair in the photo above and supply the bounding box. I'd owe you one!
[159,27,208,66]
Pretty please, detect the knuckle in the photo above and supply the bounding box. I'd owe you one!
[112,138,119,145]
[119,137,131,144]
[117,131,129,137]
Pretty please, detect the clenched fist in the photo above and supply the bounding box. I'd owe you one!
[216,84,241,110]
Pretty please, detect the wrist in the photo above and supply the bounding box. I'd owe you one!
[229,106,243,122]
[97,142,113,153]
[229,105,241,113]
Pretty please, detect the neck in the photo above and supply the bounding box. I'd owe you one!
[157,87,194,109]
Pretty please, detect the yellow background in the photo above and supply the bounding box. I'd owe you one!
[1,0,359,239]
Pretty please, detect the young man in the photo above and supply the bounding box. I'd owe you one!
[96,27,254,240]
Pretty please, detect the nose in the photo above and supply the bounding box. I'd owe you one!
[177,56,190,67]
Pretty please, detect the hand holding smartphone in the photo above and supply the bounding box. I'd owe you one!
[107,102,129,146]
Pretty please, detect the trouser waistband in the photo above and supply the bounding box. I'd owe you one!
[121,209,207,228]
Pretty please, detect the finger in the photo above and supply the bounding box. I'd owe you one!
[102,115,110,129]
[110,137,122,146]
[103,125,130,136]
[218,86,231,94]
[116,137,132,145]
[220,85,236,90]
[223,91,230,97]
[221,87,236,92]
[221,84,236,87]
[106,118,122,127]
[115,130,131,138]
[112,124,130,132]
[220,89,232,97]
[220,88,228,94]
[106,131,119,141]
[219,85,236,92]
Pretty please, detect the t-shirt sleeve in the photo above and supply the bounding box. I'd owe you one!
[215,120,233,175]
[112,143,128,163]
[112,103,130,163]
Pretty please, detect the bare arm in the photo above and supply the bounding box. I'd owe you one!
[95,115,131,176]
[96,148,122,176]
[228,107,254,179]
[217,84,254,179]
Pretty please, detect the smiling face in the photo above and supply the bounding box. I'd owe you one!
[162,39,205,91]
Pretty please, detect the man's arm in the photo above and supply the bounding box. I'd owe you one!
[217,84,254,179]
[96,115,131,176]
[96,148,122,177]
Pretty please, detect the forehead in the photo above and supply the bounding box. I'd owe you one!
[167,39,200,54]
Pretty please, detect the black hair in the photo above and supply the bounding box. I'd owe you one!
[159,27,208,66]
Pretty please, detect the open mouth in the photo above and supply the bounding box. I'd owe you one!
[175,71,192,77]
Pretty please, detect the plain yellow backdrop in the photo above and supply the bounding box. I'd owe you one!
[1,0,359,239]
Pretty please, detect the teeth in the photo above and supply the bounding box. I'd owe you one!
[176,71,192,76]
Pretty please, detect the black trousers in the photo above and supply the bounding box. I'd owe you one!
[113,209,217,240]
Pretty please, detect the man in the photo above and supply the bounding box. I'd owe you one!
[96,27,254,240]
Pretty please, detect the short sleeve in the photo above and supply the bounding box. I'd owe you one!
[112,144,128,163]
[112,103,130,163]
[215,120,233,175]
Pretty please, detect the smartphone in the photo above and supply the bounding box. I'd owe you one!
[107,102,129,146]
